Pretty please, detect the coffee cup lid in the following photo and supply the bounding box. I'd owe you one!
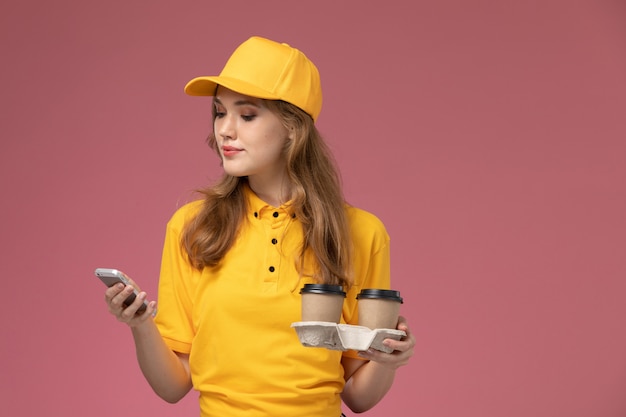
[356,289,403,303]
[300,284,346,297]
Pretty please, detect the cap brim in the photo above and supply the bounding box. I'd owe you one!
[184,76,281,101]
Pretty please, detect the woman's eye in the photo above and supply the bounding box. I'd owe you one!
[215,111,225,118]
[242,114,256,122]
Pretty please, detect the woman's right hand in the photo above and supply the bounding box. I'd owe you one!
[104,279,157,327]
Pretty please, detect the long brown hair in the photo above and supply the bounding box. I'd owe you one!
[182,100,352,287]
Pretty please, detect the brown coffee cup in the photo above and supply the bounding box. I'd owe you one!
[356,289,403,330]
[300,284,346,323]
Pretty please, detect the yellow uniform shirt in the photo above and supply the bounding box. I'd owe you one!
[155,186,391,417]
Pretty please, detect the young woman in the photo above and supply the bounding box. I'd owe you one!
[105,36,415,417]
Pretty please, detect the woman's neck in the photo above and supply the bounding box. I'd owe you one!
[247,174,291,207]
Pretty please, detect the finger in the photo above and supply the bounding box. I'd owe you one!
[382,335,415,353]
[395,317,414,344]
[362,339,415,366]
[119,291,148,319]
[134,300,158,322]
[396,315,410,331]
[131,290,148,312]
[357,347,410,368]
[122,299,158,326]
[144,300,158,318]
[113,284,136,306]
[105,284,129,316]
[104,283,125,303]
[109,285,137,318]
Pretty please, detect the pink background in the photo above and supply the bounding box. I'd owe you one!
[1,1,625,416]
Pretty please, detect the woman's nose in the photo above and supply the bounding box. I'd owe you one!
[216,115,236,139]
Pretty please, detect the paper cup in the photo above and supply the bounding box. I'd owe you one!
[356,289,403,330]
[300,284,346,323]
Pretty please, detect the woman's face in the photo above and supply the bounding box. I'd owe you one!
[213,87,291,182]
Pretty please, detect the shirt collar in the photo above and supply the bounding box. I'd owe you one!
[243,183,296,220]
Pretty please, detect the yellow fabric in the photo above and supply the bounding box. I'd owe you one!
[155,186,390,417]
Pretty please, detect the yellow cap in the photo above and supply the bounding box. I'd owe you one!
[185,36,323,121]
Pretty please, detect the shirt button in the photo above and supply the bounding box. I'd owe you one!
[254,212,258,218]
[271,238,278,245]
[269,266,275,272]
[273,212,279,218]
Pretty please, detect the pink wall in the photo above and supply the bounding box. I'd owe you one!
[1,1,625,416]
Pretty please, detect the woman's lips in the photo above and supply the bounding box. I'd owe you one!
[222,146,243,157]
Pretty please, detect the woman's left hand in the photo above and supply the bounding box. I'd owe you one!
[357,315,415,369]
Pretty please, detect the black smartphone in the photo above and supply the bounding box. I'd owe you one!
[95,268,148,314]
